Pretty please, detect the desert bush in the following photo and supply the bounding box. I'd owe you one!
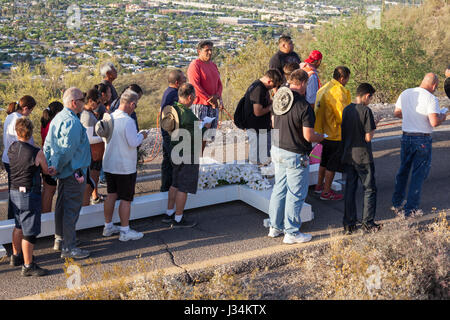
[123,269,257,300]
[0,59,103,146]
[113,68,170,130]
[220,39,277,112]
[384,0,449,88]
[297,213,449,300]
[299,15,431,103]
[52,258,256,300]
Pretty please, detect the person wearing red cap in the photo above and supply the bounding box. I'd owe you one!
[301,50,322,108]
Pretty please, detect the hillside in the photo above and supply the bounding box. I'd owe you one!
[0,0,448,146]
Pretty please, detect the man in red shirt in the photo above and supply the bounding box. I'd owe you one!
[187,40,223,142]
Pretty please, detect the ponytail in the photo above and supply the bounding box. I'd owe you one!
[15,95,37,113]
[6,102,18,115]
[41,101,64,129]
[40,109,51,128]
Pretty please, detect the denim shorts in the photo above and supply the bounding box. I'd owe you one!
[10,189,42,237]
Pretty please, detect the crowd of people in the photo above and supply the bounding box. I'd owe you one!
[1,37,449,277]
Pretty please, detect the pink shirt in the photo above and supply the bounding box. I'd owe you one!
[187,59,223,106]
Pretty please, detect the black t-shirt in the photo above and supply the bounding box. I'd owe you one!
[341,103,376,165]
[8,141,41,193]
[269,50,301,76]
[273,91,315,154]
[244,80,272,130]
[444,77,450,99]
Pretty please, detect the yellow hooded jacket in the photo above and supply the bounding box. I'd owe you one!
[314,79,351,141]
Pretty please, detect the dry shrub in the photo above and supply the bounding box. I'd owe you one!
[297,213,449,300]
[384,0,449,82]
[49,258,256,300]
[123,269,258,300]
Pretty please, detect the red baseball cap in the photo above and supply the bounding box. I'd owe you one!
[305,50,323,63]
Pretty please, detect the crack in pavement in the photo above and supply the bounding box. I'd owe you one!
[157,235,193,284]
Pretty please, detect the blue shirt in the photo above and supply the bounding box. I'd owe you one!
[43,107,91,179]
[160,87,179,137]
[306,73,319,105]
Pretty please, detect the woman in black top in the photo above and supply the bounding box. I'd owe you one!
[9,118,56,276]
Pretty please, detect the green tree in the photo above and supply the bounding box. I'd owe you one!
[306,15,431,102]
[220,39,277,111]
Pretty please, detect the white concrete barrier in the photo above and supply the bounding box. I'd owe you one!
[0,161,348,257]
[0,184,315,257]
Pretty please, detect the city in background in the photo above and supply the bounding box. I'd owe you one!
[0,0,422,73]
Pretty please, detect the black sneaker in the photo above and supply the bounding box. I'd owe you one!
[161,215,175,224]
[171,216,197,228]
[22,262,48,277]
[362,222,382,233]
[343,225,358,235]
[10,253,24,267]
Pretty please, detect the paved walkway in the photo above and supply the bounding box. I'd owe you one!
[1,121,450,299]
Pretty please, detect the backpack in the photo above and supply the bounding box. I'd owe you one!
[233,95,247,129]
[233,82,259,130]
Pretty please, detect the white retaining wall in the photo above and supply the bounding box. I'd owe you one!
[0,163,342,257]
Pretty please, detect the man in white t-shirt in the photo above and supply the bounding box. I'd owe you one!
[101,89,148,241]
[391,73,446,217]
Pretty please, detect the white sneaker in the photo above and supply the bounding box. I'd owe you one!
[119,229,144,242]
[102,224,121,237]
[268,227,283,238]
[283,232,312,244]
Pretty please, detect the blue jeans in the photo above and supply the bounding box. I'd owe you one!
[268,145,309,235]
[392,135,432,215]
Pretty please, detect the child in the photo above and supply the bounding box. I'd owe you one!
[9,118,56,276]
[340,83,381,234]
[283,62,300,86]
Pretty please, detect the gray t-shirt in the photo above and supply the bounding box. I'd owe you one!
[80,109,102,145]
